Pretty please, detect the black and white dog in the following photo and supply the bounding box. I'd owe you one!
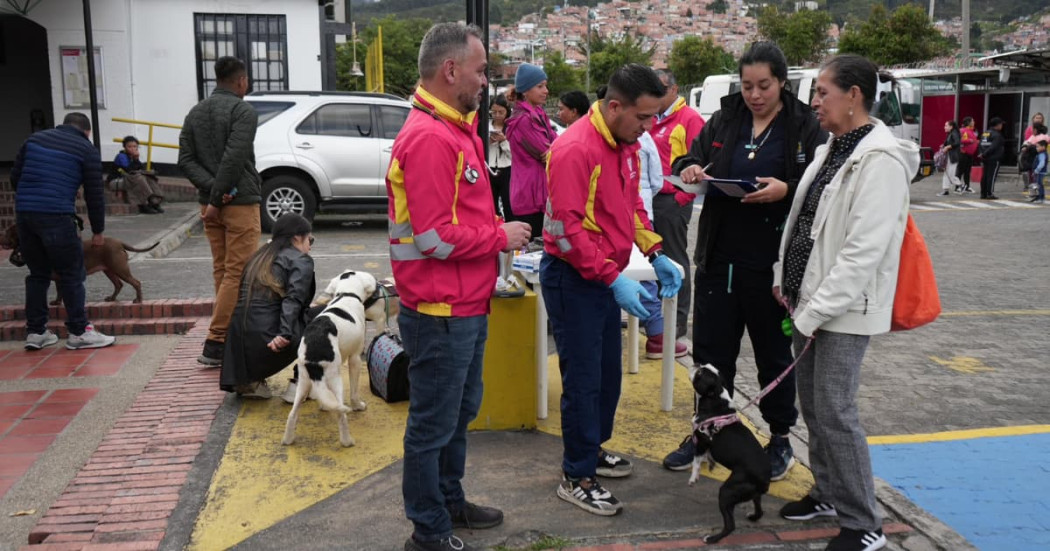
[688,363,772,543]
[282,270,378,447]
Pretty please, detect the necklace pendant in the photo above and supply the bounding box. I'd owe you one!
[748,151,756,160]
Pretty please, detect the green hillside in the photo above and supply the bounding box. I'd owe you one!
[352,0,1050,27]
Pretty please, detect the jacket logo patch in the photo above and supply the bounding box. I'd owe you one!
[712,141,723,149]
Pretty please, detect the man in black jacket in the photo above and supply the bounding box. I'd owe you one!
[178,56,263,366]
[978,117,1006,200]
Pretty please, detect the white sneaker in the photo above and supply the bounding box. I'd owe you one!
[65,325,115,350]
[25,330,59,350]
[281,381,298,404]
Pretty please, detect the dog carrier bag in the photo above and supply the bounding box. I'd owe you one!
[366,331,411,403]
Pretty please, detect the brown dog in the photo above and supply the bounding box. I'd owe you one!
[1,225,159,304]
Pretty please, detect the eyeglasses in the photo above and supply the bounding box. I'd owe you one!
[308,236,315,246]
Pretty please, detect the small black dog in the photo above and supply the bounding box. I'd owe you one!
[688,364,772,543]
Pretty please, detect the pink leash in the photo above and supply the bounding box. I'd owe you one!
[695,330,816,432]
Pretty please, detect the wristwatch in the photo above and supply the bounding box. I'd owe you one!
[647,249,666,264]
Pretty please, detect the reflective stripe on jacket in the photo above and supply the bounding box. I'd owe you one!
[650,97,705,179]
[543,102,662,285]
[385,86,507,317]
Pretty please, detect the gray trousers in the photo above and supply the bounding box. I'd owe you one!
[793,330,880,532]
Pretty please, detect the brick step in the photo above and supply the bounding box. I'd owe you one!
[0,299,214,322]
[0,202,137,217]
[0,316,202,341]
[0,178,197,202]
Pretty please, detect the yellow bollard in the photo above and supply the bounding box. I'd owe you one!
[469,290,538,431]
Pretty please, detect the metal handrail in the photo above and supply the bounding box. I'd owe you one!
[111,117,182,171]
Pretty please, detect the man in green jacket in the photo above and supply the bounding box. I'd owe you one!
[178,56,262,366]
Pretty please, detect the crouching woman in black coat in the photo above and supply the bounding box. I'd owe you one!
[221,213,316,398]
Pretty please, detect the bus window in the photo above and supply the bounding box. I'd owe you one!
[873,90,903,127]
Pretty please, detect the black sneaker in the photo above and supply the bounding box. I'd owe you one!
[826,528,886,551]
[557,474,622,516]
[596,449,632,478]
[448,501,503,529]
[198,339,224,367]
[662,434,695,471]
[766,434,796,481]
[404,535,476,551]
[937,190,950,196]
[780,495,837,520]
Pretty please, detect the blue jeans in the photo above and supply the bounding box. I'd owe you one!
[1036,173,1045,200]
[400,307,487,542]
[16,213,88,335]
[540,255,622,478]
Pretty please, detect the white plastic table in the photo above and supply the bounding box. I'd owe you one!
[517,247,685,418]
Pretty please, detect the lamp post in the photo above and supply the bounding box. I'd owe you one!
[350,22,364,78]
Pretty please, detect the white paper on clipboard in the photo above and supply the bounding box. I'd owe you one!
[664,175,706,195]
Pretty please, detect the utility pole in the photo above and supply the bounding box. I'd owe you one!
[928,0,935,20]
[961,0,970,68]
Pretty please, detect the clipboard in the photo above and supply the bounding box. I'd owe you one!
[664,175,706,195]
[704,178,759,198]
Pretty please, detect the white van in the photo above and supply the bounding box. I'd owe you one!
[690,69,931,180]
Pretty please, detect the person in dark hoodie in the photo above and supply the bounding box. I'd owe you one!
[662,42,827,481]
[978,116,1006,200]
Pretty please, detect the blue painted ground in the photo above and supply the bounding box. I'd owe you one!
[870,432,1050,551]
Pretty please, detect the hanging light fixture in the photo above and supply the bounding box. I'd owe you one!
[350,22,364,77]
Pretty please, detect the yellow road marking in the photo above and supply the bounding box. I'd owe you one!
[869,425,1050,445]
[939,309,1050,317]
[928,355,995,374]
[340,244,366,251]
[191,332,811,548]
[188,366,408,550]
[364,261,380,269]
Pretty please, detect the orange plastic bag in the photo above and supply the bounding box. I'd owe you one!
[891,214,941,331]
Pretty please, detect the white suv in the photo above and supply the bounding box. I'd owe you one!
[247,91,411,231]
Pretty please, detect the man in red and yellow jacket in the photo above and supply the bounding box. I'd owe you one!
[649,69,705,341]
[385,23,531,551]
[541,64,682,517]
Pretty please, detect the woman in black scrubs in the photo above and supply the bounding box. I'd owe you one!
[661,42,827,480]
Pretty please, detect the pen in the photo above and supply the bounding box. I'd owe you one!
[701,162,713,173]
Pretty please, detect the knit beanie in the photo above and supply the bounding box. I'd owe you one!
[515,63,548,94]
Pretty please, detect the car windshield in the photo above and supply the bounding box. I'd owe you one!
[247,101,295,125]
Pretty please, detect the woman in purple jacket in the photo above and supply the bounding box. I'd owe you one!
[506,63,557,238]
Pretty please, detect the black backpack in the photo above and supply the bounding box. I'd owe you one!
[366,331,410,403]
[1019,144,1037,171]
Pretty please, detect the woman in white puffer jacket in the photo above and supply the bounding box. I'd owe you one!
[771,54,919,551]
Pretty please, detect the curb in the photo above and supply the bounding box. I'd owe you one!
[129,207,203,262]
[562,522,914,550]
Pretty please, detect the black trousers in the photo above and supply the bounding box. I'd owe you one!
[980,159,1000,198]
[652,193,692,339]
[692,263,798,435]
[956,153,973,188]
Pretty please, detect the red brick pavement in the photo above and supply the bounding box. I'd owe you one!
[21,320,224,550]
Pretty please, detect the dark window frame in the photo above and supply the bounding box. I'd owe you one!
[193,13,288,101]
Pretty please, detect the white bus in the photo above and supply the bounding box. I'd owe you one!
[689,68,931,180]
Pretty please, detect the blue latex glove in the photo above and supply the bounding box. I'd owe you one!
[610,274,652,319]
[651,254,682,298]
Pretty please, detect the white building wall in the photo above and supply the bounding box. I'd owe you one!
[25,0,320,164]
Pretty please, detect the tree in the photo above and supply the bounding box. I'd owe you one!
[583,34,655,89]
[757,6,832,66]
[337,15,432,96]
[542,51,583,96]
[668,36,734,87]
[707,0,727,15]
[838,4,952,66]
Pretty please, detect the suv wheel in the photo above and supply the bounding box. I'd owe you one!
[261,175,317,232]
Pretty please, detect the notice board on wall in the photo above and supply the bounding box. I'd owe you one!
[60,46,105,109]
